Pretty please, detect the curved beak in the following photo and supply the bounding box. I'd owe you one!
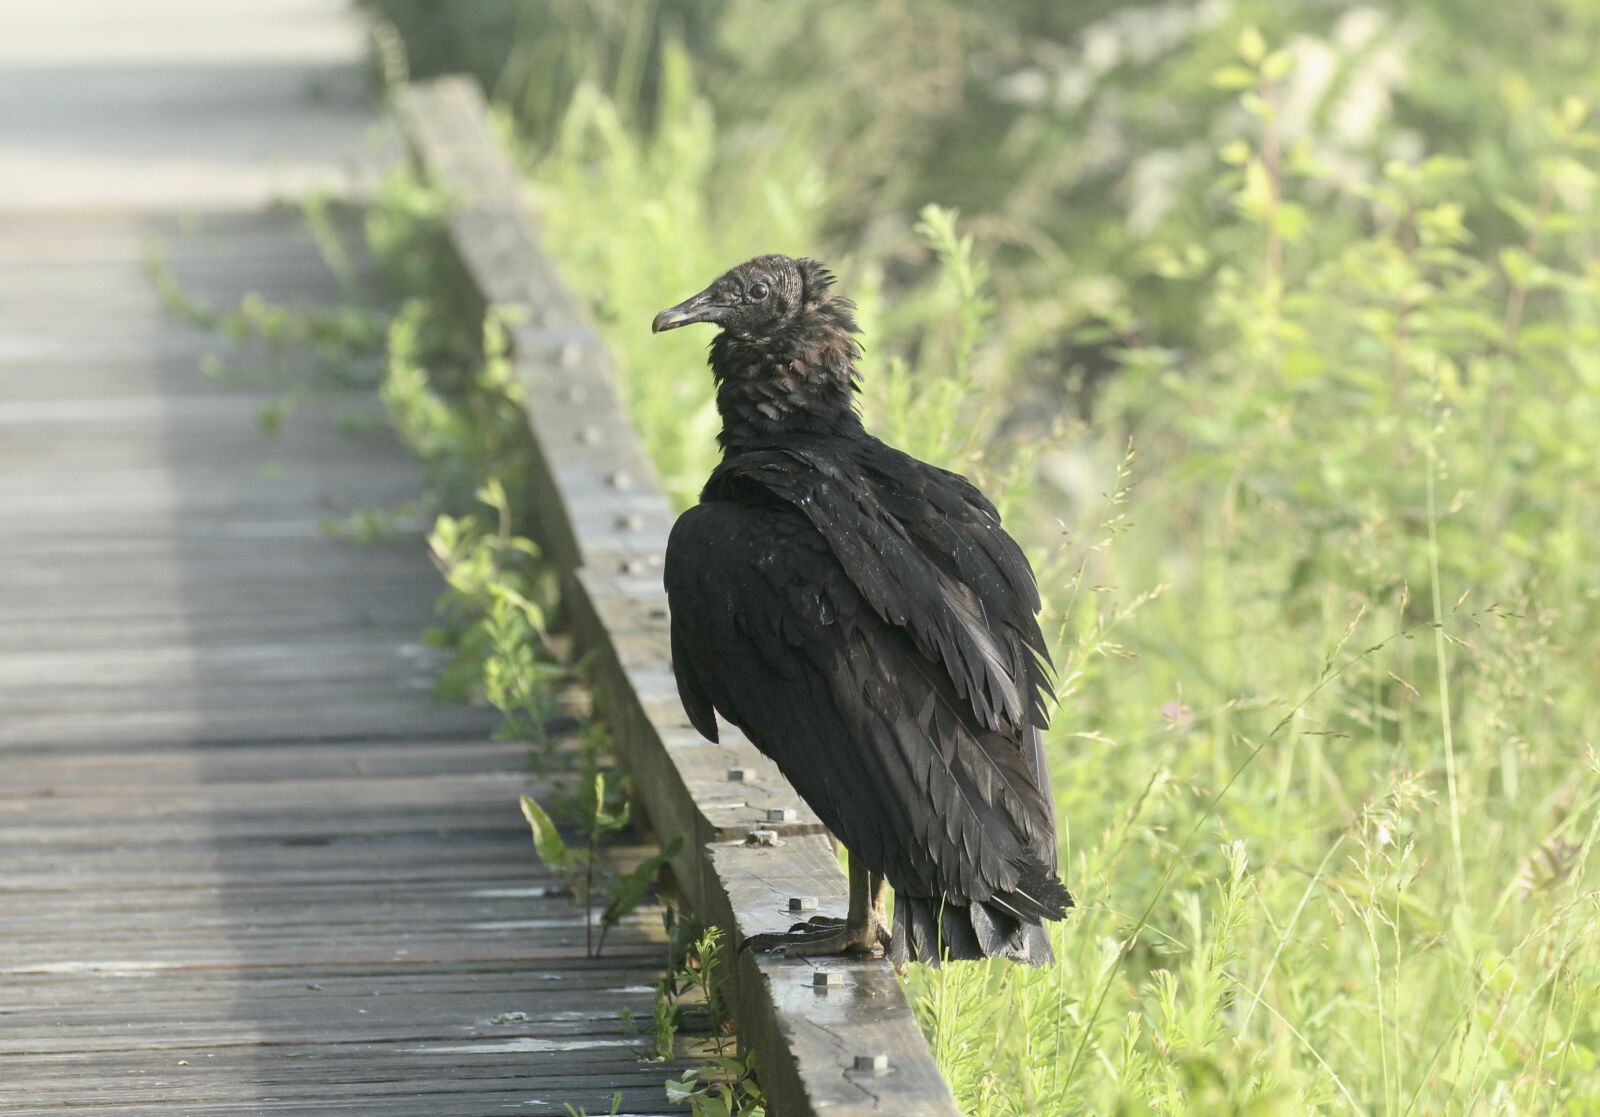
[651,285,726,334]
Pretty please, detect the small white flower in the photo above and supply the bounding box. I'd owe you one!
[1224,839,1248,878]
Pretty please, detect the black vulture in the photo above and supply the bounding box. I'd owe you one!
[653,254,1073,965]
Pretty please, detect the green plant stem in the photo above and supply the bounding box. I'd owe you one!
[1424,417,1467,904]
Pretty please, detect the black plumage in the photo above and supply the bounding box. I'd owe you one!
[654,254,1073,965]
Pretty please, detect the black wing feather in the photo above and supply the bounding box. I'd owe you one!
[702,439,1053,737]
[665,498,1064,918]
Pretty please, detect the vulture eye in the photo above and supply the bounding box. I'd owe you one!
[748,282,769,302]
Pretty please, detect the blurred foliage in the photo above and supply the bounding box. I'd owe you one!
[364,0,1600,375]
[368,3,1600,1113]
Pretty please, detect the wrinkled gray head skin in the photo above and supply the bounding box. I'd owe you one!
[651,254,817,340]
[652,253,861,447]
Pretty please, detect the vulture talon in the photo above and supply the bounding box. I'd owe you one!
[742,915,855,956]
[745,919,885,959]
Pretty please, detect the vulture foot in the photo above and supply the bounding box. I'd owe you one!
[741,914,890,958]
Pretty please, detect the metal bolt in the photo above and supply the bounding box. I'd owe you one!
[811,970,845,989]
[621,558,648,577]
[726,768,755,782]
[746,829,779,847]
[614,513,644,531]
[560,341,583,369]
[647,605,669,621]
[765,807,797,823]
[579,424,603,445]
[606,470,633,491]
[788,896,819,912]
[853,1053,889,1074]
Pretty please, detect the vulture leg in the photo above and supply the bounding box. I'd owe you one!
[741,854,887,957]
[870,871,893,956]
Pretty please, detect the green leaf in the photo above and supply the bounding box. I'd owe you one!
[1260,49,1294,81]
[1217,139,1251,165]
[1239,159,1273,218]
[1237,26,1266,64]
[475,477,509,515]
[1499,246,1532,287]
[1275,202,1308,243]
[519,794,569,871]
[1209,65,1256,91]
[1549,153,1598,191]
[602,839,681,928]
[1560,94,1591,131]
[1419,154,1470,181]
[256,398,289,437]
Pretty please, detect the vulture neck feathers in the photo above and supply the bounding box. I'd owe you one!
[709,276,863,451]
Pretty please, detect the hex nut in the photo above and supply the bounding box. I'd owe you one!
[765,807,797,823]
[745,829,779,847]
[853,1053,889,1074]
[788,896,819,912]
[811,970,845,988]
[726,768,755,782]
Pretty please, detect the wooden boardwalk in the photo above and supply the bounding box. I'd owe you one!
[1,7,690,1115]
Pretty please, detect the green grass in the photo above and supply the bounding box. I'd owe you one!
[505,31,1600,1116]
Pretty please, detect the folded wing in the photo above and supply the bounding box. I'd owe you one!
[665,498,1066,919]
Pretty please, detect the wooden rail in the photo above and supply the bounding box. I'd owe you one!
[393,77,963,1116]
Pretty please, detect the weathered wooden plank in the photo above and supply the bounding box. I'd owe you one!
[0,916,664,966]
[0,605,443,654]
[0,990,677,1033]
[0,738,534,789]
[0,1072,689,1108]
[0,972,673,1020]
[0,661,453,707]
[0,389,379,427]
[0,781,535,828]
[0,719,498,758]
[0,454,414,494]
[0,1095,677,1117]
[0,429,402,475]
[396,76,960,1117]
[0,1017,682,1057]
[0,892,616,940]
[0,356,386,403]
[0,330,297,365]
[0,572,443,613]
[0,452,410,489]
[0,208,363,249]
[0,270,355,310]
[0,627,452,672]
[1,1087,683,1117]
[0,674,463,713]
